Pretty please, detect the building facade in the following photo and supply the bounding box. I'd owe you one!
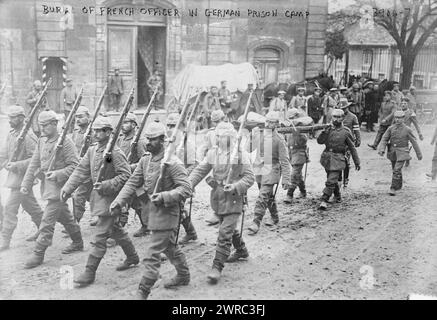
[0,0,328,113]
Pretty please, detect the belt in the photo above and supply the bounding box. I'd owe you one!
[326,148,345,154]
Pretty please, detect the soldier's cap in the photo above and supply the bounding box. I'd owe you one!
[277,90,286,95]
[7,105,26,117]
[338,98,353,109]
[211,109,225,122]
[92,116,113,130]
[215,122,236,137]
[76,105,90,116]
[166,112,180,126]
[332,109,345,117]
[394,110,405,117]
[409,85,416,90]
[124,112,138,125]
[401,97,410,102]
[384,90,392,96]
[144,121,167,139]
[38,110,58,125]
[297,87,305,91]
[329,87,338,92]
[265,111,282,122]
[287,108,300,119]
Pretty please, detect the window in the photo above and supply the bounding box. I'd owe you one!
[363,49,373,65]
[108,27,133,71]
[413,74,424,89]
[378,73,385,80]
[254,47,280,86]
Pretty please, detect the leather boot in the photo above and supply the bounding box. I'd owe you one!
[62,231,84,254]
[226,247,249,263]
[133,225,150,237]
[116,240,139,271]
[333,186,341,203]
[136,277,155,300]
[299,184,307,198]
[179,219,198,244]
[74,255,102,287]
[318,200,328,210]
[163,272,190,289]
[207,267,222,284]
[24,244,46,269]
[284,187,295,204]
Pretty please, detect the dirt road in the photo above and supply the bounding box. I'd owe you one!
[1,125,436,300]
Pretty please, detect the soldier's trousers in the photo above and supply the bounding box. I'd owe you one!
[391,161,406,190]
[36,200,81,249]
[142,228,189,284]
[431,144,437,180]
[1,188,43,240]
[372,124,389,147]
[289,164,306,193]
[214,213,246,271]
[253,184,278,223]
[72,180,93,222]
[322,170,341,201]
[92,215,135,258]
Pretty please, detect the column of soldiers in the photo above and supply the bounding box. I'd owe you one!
[0,76,431,299]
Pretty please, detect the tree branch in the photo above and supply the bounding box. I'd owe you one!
[412,17,437,55]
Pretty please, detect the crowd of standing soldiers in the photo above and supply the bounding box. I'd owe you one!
[0,73,436,300]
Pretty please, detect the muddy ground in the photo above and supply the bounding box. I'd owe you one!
[0,124,436,300]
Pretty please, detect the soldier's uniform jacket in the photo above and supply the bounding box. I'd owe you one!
[269,97,287,113]
[347,91,363,115]
[307,95,323,119]
[322,95,337,114]
[343,112,361,144]
[289,95,306,109]
[285,132,308,165]
[403,109,421,133]
[189,148,254,215]
[114,149,192,230]
[250,129,291,185]
[63,144,131,216]
[25,89,47,133]
[378,123,422,162]
[200,127,218,158]
[317,125,360,171]
[59,86,77,112]
[117,130,135,157]
[21,134,79,200]
[0,128,38,188]
[71,126,87,153]
[379,100,396,123]
[108,75,124,95]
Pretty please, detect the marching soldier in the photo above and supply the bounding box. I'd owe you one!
[21,110,83,269]
[289,87,307,113]
[25,80,47,137]
[247,111,291,235]
[201,109,226,226]
[368,91,396,150]
[166,113,198,244]
[0,105,43,251]
[307,87,323,126]
[391,82,404,107]
[189,122,254,283]
[401,97,424,140]
[317,109,360,210]
[60,116,138,287]
[363,81,378,132]
[284,108,309,204]
[377,110,422,196]
[111,121,192,299]
[406,86,418,112]
[338,99,361,188]
[347,83,364,124]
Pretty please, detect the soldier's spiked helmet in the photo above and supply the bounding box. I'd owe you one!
[7,105,26,117]
[92,116,113,130]
[144,121,167,139]
[38,110,58,125]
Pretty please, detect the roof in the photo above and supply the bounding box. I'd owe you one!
[345,23,395,46]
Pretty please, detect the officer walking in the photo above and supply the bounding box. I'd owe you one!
[317,109,360,210]
[284,108,309,203]
[0,105,43,251]
[248,111,291,234]
[307,87,323,125]
[21,110,84,268]
[111,121,192,299]
[61,116,138,286]
[377,110,422,195]
[189,122,254,283]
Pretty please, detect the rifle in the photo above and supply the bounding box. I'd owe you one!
[78,84,107,158]
[276,123,330,134]
[226,90,253,238]
[94,87,135,187]
[127,87,158,164]
[153,90,196,194]
[10,78,52,163]
[47,86,83,172]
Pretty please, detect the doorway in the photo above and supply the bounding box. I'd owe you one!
[44,57,64,112]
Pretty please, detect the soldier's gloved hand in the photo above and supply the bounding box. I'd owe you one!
[5,162,18,172]
[20,187,29,195]
[94,182,104,195]
[223,184,236,193]
[282,183,291,190]
[378,151,384,157]
[419,134,424,141]
[151,193,164,206]
[109,201,122,216]
[60,189,71,203]
[46,171,57,181]
[355,164,361,171]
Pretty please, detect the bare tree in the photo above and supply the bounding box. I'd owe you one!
[371,0,437,88]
